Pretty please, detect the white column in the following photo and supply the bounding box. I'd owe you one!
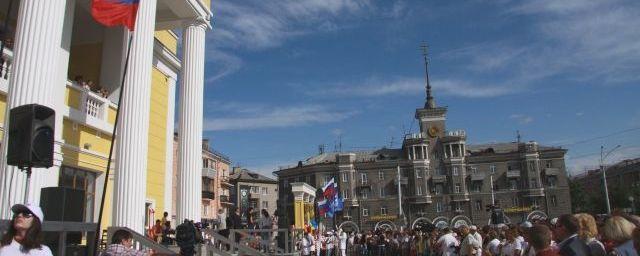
[164,77,177,216]
[177,19,208,222]
[112,0,157,233]
[0,0,67,218]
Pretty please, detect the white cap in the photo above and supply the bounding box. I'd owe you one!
[520,221,533,228]
[11,203,44,222]
[470,225,478,230]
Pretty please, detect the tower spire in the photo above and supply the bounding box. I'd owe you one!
[420,42,435,109]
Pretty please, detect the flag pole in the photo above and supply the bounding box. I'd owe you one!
[92,31,134,255]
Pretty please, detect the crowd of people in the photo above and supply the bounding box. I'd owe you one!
[297,212,640,256]
[74,75,110,98]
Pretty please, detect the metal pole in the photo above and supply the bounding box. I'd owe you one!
[397,165,402,218]
[490,175,495,205]
[22,167,32,203]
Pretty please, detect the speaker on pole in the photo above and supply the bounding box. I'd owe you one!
[7,104,55,168]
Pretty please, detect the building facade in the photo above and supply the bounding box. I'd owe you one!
[230,168,278,220]
[275,60,572,231]
[571,158,640,213]
[0,0,212,234]
[172,136,232,226]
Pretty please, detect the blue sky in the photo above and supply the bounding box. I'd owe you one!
[201,0,640,177]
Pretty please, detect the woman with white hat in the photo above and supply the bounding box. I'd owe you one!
[0,203,52,255]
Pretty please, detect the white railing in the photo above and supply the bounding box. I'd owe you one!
[405,132,425,139]
[202,167,217,179]
[66,82,117,134]
[446,129,466,137]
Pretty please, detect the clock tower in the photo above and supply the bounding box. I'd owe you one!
[415,44,447,145]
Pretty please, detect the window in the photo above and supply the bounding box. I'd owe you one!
[378,171,384,180]
[475,200,482,211]
[510,180,518,190]
[362,208,369,216]
[342,189,349,199]
[381,207,388,216]
[59,166,97,222]
[452,166,459,176]
[551,195,558,206]
[490,165,496,174]
[416,185,423,195]
[547,176,557,187]
[416,170,422,178]
[251,186,258,193]
[472,182,481,193]
[436,202,443,213]
[262,187,268,195]
[455,202,462,212]
[508,165,513,171]
[262,201,268,209]
[344,209,351,217]
[532,199,539,208]
[361,173,368,184]
[454,184,461,193]
[379,187,386,198]
[469,166,477,174]
[546,161,552,168]
[342,172,349,182]
[530,179,538,189]
[361,189,369,199]
[512,197,519,206]
[435,184,443,195]
[283,180,289,188]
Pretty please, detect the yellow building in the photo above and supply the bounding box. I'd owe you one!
[0,0,211,235]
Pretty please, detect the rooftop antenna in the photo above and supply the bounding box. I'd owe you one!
[517,130,521,143]
[318,144,325,155]
[420,42,436,109]
[338,134,343,152]
[389,136,395,148]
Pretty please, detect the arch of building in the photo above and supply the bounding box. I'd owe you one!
[432,216,450,229]
[338,221,360,233]
[411,217,433,229]
[527,210,548,221]
[450,215,473,228]
[375,220,397,231]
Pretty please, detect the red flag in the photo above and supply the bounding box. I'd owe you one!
[91,0,140,31]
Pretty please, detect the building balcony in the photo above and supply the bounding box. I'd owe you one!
[202,190,215,200]
[507,170,521,178]
[408,195,432,204]
[202,167,217,179]
[219,194,233,205]
[523,188,545,197]
[544,168,560,176]
[64,82,117,135]
[220,176,233,187]
[450,194,470,202]
[470,173,485,181]
[0,48,13,93]
[432,174,447,183]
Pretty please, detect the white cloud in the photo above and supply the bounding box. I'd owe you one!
[204,104,357,131]
[205,49,243,83]
[576,112,584,117]
[509,114,534,124]
[331,128,344,136]
[307,77,521,98]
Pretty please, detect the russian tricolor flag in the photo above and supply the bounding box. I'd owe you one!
[91,0,140,31]
[322,178,337,199]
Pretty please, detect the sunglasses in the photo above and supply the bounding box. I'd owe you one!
[13,211,34,219]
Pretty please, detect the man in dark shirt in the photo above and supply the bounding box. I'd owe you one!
[552,214,590,256]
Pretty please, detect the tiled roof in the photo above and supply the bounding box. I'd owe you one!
[231,169,277,184]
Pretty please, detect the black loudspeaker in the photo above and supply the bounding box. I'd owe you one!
[7,104,55,168]
[40,187,85,222]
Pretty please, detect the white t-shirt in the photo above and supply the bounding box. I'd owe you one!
[0,239,53,256]
[339,233,347,250]
[500,240,522,256]
[438,233,459,256]
[486,238,501,255]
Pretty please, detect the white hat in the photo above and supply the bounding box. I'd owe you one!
[520,221,533,228]
[470,225,478,230]
[11,203,44,222]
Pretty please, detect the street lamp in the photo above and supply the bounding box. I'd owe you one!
[629,196,635,215]
[601,145,621,215]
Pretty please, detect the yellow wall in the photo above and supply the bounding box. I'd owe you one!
[68,43,103,83]
[154,31,178,55]
[61,119,112,171]
[0,94,6,138]
[146,68,169,214]
[107,106,117,125]
[65,87,82,110]
[201,0,211,10]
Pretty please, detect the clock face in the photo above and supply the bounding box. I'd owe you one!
[428,126,439,138]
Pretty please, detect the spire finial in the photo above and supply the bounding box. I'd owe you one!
[420,42,435,109]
